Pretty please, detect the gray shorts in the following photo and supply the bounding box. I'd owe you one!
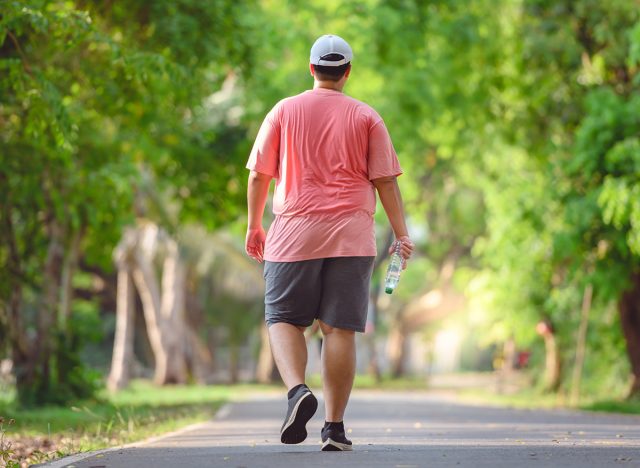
[263,256,375,332]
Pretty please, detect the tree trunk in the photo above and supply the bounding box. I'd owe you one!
[570,283,593,405]
[364,330,381,382]
[132,255,168,383]
[184,326,213,383]
[131,224,188,385]
[38,219,65,396]
[495,338,516,394]
[544,332,561,391]
[107,268,136,392]
[255,322,274,384]
[229,345,240,384]
[388,326,407,378]
[184,272,213,383]
[366,278,384,382]
[505,338,516,370]
[536,319,561,391]
[619,272,640,399]
[367,228,394,381]
[1,186,34,403]
[159,238,187,384]
[8,283,33,404]
[58,228,83,333]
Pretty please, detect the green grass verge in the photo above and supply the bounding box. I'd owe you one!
[581,399,640,415]
[0,380,280,465]
[456,388,640,415]
[3,380,283,438]
[455,388,568,409]
[306,373,429,391]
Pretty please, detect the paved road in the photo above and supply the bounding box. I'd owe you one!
[49,391,640,467]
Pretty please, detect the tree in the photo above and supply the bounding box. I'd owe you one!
[0,0,261,405]
[463,0,640,397]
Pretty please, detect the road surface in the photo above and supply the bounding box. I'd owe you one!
[46,391,640,467]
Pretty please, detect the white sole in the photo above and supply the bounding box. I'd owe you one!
[322,437,353,451]
[281,392,312,434]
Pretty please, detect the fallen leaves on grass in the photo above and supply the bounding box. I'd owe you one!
[2,434,73,467]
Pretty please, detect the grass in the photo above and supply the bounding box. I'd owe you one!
[307,373,430,391]
[0,380,280,466]
[455,388,570,409]
[455,387,640,415]
[4,381,258,438]
[0,387,15,406]
[581,399,640,415]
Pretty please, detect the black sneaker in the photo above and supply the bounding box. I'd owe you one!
[321,424,353,451]
[280,385,318,444]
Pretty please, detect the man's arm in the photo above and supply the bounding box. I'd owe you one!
[246,170,273,262]
[372,175,414,264]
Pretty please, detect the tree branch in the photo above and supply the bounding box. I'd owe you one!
[6,31,32,75]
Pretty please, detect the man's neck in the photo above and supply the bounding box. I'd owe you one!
[313,81,344,92]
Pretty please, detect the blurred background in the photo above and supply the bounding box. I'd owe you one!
[1,0,640,462]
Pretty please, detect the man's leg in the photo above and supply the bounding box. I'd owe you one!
[315,257,373,451]
[268,322,308,390]
[268,321,317,444]
[319,320,356,422]
[264,259,323,445]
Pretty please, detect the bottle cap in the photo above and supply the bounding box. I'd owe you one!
[385,287,394,294]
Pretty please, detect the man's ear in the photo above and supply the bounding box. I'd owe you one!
[309,64,315,77]
[344,64,352,78]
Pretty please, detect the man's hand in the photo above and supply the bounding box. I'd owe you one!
[246,170,272,263]
[245,227,266,263]
[388,235,414,270]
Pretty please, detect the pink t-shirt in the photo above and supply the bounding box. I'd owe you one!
[246,87,402,262]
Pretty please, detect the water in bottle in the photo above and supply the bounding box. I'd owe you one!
[384,241,404,294]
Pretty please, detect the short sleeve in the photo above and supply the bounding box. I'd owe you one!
[367,119,402,180]
[246,107,280,178]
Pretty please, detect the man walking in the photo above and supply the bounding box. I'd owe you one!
[245,34,413,451]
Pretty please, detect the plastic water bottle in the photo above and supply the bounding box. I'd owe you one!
[384,241,404,294]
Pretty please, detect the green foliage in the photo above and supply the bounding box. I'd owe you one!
[392,257,434,302]
[466,0,640,397]
[1,0,639,406]
[0,0,264,406]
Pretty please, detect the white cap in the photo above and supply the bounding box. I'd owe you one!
[310,34,353,67]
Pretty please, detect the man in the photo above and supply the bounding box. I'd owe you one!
[245,34,414,452]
